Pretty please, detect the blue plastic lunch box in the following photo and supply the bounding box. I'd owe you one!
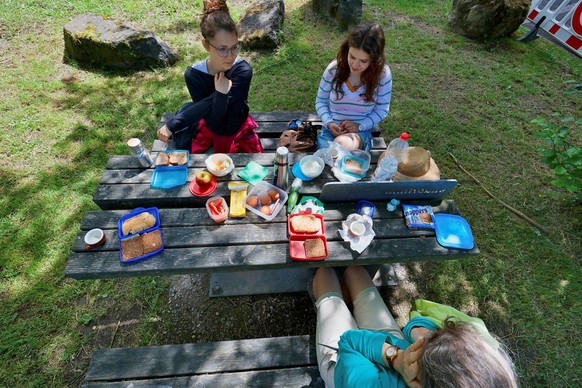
[117,207,164,263]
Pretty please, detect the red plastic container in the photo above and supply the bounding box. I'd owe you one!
[288,213,328,261]
[289,236,328,261]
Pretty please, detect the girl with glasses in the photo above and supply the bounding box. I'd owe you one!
[157,0,262,154]
[316,24,392,152]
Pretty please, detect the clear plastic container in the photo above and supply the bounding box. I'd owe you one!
[338,149,371,179]
[206,196,229,222]
[245,181,288,221]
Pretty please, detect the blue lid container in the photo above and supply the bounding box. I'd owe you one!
[433,213,475,250]
[118,207,164,263]
[151,150,190,189]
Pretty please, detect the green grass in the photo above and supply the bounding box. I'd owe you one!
[1,0,581,386]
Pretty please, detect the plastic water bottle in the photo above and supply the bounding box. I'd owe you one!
[127,138,153,167]
[371,156,399,181]
[287,178,303,214]
[386,132,410,162]
[370,132,409,181]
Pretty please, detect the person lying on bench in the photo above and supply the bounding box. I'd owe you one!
[315,24,392,152]
[311,266,518,387]
[157,0,262,154]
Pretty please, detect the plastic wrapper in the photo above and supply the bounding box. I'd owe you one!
[292,196,325,215]
[402,204,434,229]
[315,141,349,168]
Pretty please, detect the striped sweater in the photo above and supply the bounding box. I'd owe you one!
[315,60,392,132]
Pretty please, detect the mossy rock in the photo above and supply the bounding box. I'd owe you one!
[63,14,179,70]
[238,0,285,50]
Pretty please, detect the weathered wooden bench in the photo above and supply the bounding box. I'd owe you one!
[83,335,323,387]
[155,111,386,152]
[75,112,477,386]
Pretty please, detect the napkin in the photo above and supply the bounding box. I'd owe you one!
[238,161,268,185]
[339,214,375,253]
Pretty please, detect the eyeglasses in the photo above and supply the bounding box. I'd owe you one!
[207,41,241,58]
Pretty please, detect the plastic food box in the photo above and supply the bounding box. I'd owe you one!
[245,181,288,221]
[338,150,371,179]
[206,196,229,222]
[288,213,325,237]
[288,213,328,261]
[151,150,190,189]
[117,207,164,263]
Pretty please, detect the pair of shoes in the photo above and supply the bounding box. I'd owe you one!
[306,276,317,313]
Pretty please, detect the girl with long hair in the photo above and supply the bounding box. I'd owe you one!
[157,0,262,153]
[316,23,392,151]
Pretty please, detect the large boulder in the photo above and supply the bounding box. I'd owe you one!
[238,0,285,49]
[448,0,531,41]
[63,14,178,70]
[313,0,362,30]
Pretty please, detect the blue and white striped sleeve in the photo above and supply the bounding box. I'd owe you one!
[315,62,336,128]
[359,65,392,132]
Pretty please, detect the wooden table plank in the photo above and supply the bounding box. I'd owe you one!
[66,236,478,280]
[86,335,316,381]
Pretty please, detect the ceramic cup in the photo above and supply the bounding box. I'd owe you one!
[84,228,106,250]
[349,221,366,236]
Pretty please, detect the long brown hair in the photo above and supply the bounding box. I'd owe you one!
[201,0,237,40]
[332,23,385,103]
[419,319,519,387]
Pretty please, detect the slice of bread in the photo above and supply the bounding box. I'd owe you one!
[304,238,326,258]
[291,215,321,233]
[344,157,363,175]
[121,236,144,261]
[156,152,169,166]
[142,230,162,254]
[169,151,187,165]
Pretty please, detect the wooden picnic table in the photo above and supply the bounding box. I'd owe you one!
[66,112,479,296]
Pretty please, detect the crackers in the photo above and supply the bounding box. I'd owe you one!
[304,238,326,259]
[290,215,321,233]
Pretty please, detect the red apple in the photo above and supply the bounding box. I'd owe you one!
[195,171,212,185]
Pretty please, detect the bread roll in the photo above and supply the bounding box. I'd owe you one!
[291,215,321,233]
[122,212,156,236]
[305,238,326,258]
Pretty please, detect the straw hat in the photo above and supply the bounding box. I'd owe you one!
[391,147,440,181]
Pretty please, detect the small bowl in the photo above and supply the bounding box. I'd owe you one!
[300,155,325,178]
[205,154,234,177]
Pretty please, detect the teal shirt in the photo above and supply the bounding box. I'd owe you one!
[334,317,438,387]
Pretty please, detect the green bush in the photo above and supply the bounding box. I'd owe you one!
[532,115,582,200]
